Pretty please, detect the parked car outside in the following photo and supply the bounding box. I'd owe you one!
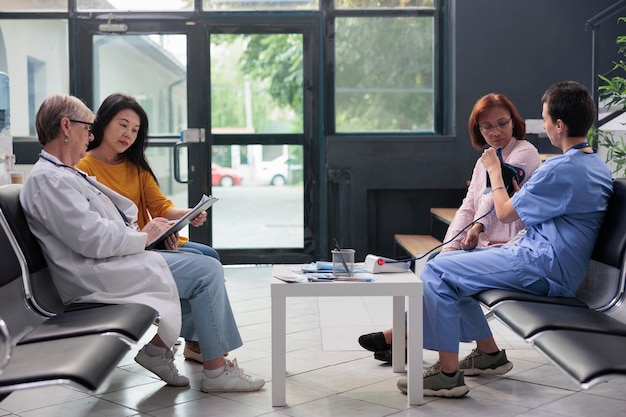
[212,163,243,187]
[258,155,289,186]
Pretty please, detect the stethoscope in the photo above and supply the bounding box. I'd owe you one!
[39,153,91,178]
[38,152,132,225]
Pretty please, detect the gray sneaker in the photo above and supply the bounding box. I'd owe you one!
[459,348,513,376]
[397,363,469,398]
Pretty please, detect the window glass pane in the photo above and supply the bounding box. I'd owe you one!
[335,0,434,10]
[0,19,68,137]
[335,16,434,133]
[210,34,304,249]
[0,0,67,12]
[211,33,303,134]
[204,0,317,12]
[211,144,304,249]
[78,0,193,12]
[93,34,187,135]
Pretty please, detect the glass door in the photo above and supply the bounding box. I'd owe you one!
[209,33,304,250]
[203,20,320,263]
[74,16,320,264]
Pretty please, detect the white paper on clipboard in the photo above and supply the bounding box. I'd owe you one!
[146,194,218,250]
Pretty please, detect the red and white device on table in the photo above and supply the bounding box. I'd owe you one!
[363,254,411,273]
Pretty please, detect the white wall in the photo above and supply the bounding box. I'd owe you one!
[0,20,69,137]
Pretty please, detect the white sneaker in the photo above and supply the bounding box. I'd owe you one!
[201,358,265,393]
[134,345,189,387]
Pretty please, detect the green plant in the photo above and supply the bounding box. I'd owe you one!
[593,16,626,178]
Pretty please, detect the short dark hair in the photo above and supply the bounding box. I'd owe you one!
[541,81,595,138]
[467,93,526,150]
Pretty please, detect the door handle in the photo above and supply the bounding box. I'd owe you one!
[173,142,189,184]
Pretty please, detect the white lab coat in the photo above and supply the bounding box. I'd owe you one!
[19,151,181,346]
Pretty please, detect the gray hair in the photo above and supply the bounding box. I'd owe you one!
[35,93,94,145]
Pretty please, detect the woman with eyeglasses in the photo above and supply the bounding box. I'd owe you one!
[359,93,542,364]
[442,93,543,252]
[21,93,265,393]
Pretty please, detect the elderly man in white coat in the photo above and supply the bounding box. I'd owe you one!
[20,93,264,393]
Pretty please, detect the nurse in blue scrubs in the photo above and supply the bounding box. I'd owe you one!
[398,80,613,398]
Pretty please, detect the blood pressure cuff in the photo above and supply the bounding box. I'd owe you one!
[486,147,526,196]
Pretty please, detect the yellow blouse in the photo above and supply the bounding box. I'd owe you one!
[76,154,188,246]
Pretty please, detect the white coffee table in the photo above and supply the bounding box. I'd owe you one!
[271,264,424,406]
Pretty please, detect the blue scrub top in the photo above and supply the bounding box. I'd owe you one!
[511,148,613,295]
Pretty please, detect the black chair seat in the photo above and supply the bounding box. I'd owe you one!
[64,302,109,311]
[532,330,626,388]
[1,184,158,398]
[492,301,626,339]
[19,303,157,345]
[0,334,129,394]
[474,289,587,309]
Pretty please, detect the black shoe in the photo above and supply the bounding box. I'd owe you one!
[374,348,407,364]
[358,332,390,352]
[374,349,392,363]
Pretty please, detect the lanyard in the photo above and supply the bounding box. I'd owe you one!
[568,142,595,152]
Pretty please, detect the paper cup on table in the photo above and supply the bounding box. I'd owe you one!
[332,248,355,277]
[10,172,23,184]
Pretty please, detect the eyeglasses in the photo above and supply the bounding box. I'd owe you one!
[479,118,512,134]
[69,119,94,135]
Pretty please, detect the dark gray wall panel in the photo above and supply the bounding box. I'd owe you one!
[327,0,623,261]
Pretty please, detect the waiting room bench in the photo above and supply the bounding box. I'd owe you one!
[393,234,442,259]
[429,207,457,241]
[475,177,626,389]
[0,184,158,401]
[393,207,457,265]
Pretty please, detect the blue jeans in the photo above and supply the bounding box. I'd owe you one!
[179,241,220,261]
[158,251,242,360]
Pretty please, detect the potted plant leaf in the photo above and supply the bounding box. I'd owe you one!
[593,17,626,178]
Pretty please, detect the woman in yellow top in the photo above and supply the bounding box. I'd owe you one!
[76,93,219,260]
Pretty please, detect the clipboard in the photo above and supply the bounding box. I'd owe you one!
[146,194,219,250]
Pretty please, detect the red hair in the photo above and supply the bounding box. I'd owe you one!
[467,93,526,150]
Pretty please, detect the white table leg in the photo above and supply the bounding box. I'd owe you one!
[407,294,423,405]
[391,295,405,373]
[271,295,287,406]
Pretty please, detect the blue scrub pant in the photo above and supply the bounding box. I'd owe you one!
[179,240,220,261]
[159,251,242,360]
[422,246,549,353]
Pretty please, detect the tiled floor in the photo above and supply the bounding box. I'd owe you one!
[2,265,626,417]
